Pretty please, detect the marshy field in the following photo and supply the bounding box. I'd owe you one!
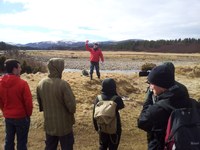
[1,50,200,150]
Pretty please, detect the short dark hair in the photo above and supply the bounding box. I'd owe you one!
[4,59,20,73]
[94,42,99,46]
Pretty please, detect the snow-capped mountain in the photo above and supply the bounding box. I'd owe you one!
[17,41,84,49]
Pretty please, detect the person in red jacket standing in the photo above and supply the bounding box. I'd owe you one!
[85,40,104,80]
[0,59,33,150]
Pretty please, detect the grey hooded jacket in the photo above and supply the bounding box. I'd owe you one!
[37,58,76,136]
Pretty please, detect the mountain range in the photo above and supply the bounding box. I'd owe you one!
[15,40,124,50]
[1,38,200,53]
[15,39,145,50]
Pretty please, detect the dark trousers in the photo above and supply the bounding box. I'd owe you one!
[99,132,121,150]
[45,131,74,150]
[90,61,100,78]
[5,117,30,150]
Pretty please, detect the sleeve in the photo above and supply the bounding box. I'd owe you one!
[36,86,43,112]
[85,43,93,52]
[137,103,168,132]
[143,87,154,109]
[0,99,3,110]
[23,82,33,117]
[114,96,125,110]
[63,82,76,114]
[99,50,104,62]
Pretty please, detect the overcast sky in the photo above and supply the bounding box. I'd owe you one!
[0,0,200,44]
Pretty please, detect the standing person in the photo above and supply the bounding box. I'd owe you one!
[85,40,104,80]
[93,78,125,150]
[144,62,189,106]
[0,59,33,150]
[142,62,190,149]
[137,64,190,150]
[37,58,76,150]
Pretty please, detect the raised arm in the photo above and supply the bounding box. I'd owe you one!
[85,40,93,52]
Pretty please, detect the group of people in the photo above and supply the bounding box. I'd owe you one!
[0,41,196,150]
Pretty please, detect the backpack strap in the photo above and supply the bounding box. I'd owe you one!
[97,95,103,101]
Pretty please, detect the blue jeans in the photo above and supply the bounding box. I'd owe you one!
[5,117,30,150]
[45,131,74,150]
[90,61,100,78]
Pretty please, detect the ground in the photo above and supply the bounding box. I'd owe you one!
[0,51,200,150]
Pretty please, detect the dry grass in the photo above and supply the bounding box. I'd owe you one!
[1,51,200,150]
[25,50,200,61]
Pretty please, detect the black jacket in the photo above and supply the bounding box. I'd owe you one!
[93,78,125,133]
[138,84,190,150]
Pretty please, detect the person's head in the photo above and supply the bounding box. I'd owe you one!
[47,58,64,78]
[4,59,21,76]
[162,62,175,75]
[147,64,175,96]
[101,78,117,95]
[93,42,99,50]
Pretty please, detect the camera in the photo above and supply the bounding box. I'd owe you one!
[139,70,151,77]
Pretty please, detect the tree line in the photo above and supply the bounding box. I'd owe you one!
[101,38,200,52]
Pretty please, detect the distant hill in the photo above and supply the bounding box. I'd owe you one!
[1,38,200,53]
[0,41,19,50]
[17,41,86,50]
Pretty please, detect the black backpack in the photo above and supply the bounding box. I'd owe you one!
[164,100,200,150]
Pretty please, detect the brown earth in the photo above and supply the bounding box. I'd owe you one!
[0,51,200,150]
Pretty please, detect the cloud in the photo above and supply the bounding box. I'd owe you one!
[0,0,200,44]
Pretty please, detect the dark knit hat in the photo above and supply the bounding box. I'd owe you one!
[163,62,175,75]
[147,65,175,89]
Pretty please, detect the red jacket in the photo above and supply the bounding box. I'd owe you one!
[0,74,33,118]
[85,44,104,62]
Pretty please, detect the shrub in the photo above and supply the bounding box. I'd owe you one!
[141,63,156,71]
[21,60,32,74]
[193,66,200,77]
[3,50,47,74]
[21,59,47,74]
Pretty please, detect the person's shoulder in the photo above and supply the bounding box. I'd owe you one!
[154,97,175,112]
[175,81,187,89]
[60,79,71,87]
[113,95,124,103]
[115,95,122,100]
[37,77,49,84]
[19,77,28,83]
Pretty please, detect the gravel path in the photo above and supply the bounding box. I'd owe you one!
[29,52,200,72]
[64,57,200,71]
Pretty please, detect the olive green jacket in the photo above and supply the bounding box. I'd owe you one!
[37,58,76,136]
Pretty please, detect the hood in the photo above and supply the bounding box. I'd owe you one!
[48,58,64,78]
[156,84,190,112]
[0,74,20,88]
[101,78,117,95]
